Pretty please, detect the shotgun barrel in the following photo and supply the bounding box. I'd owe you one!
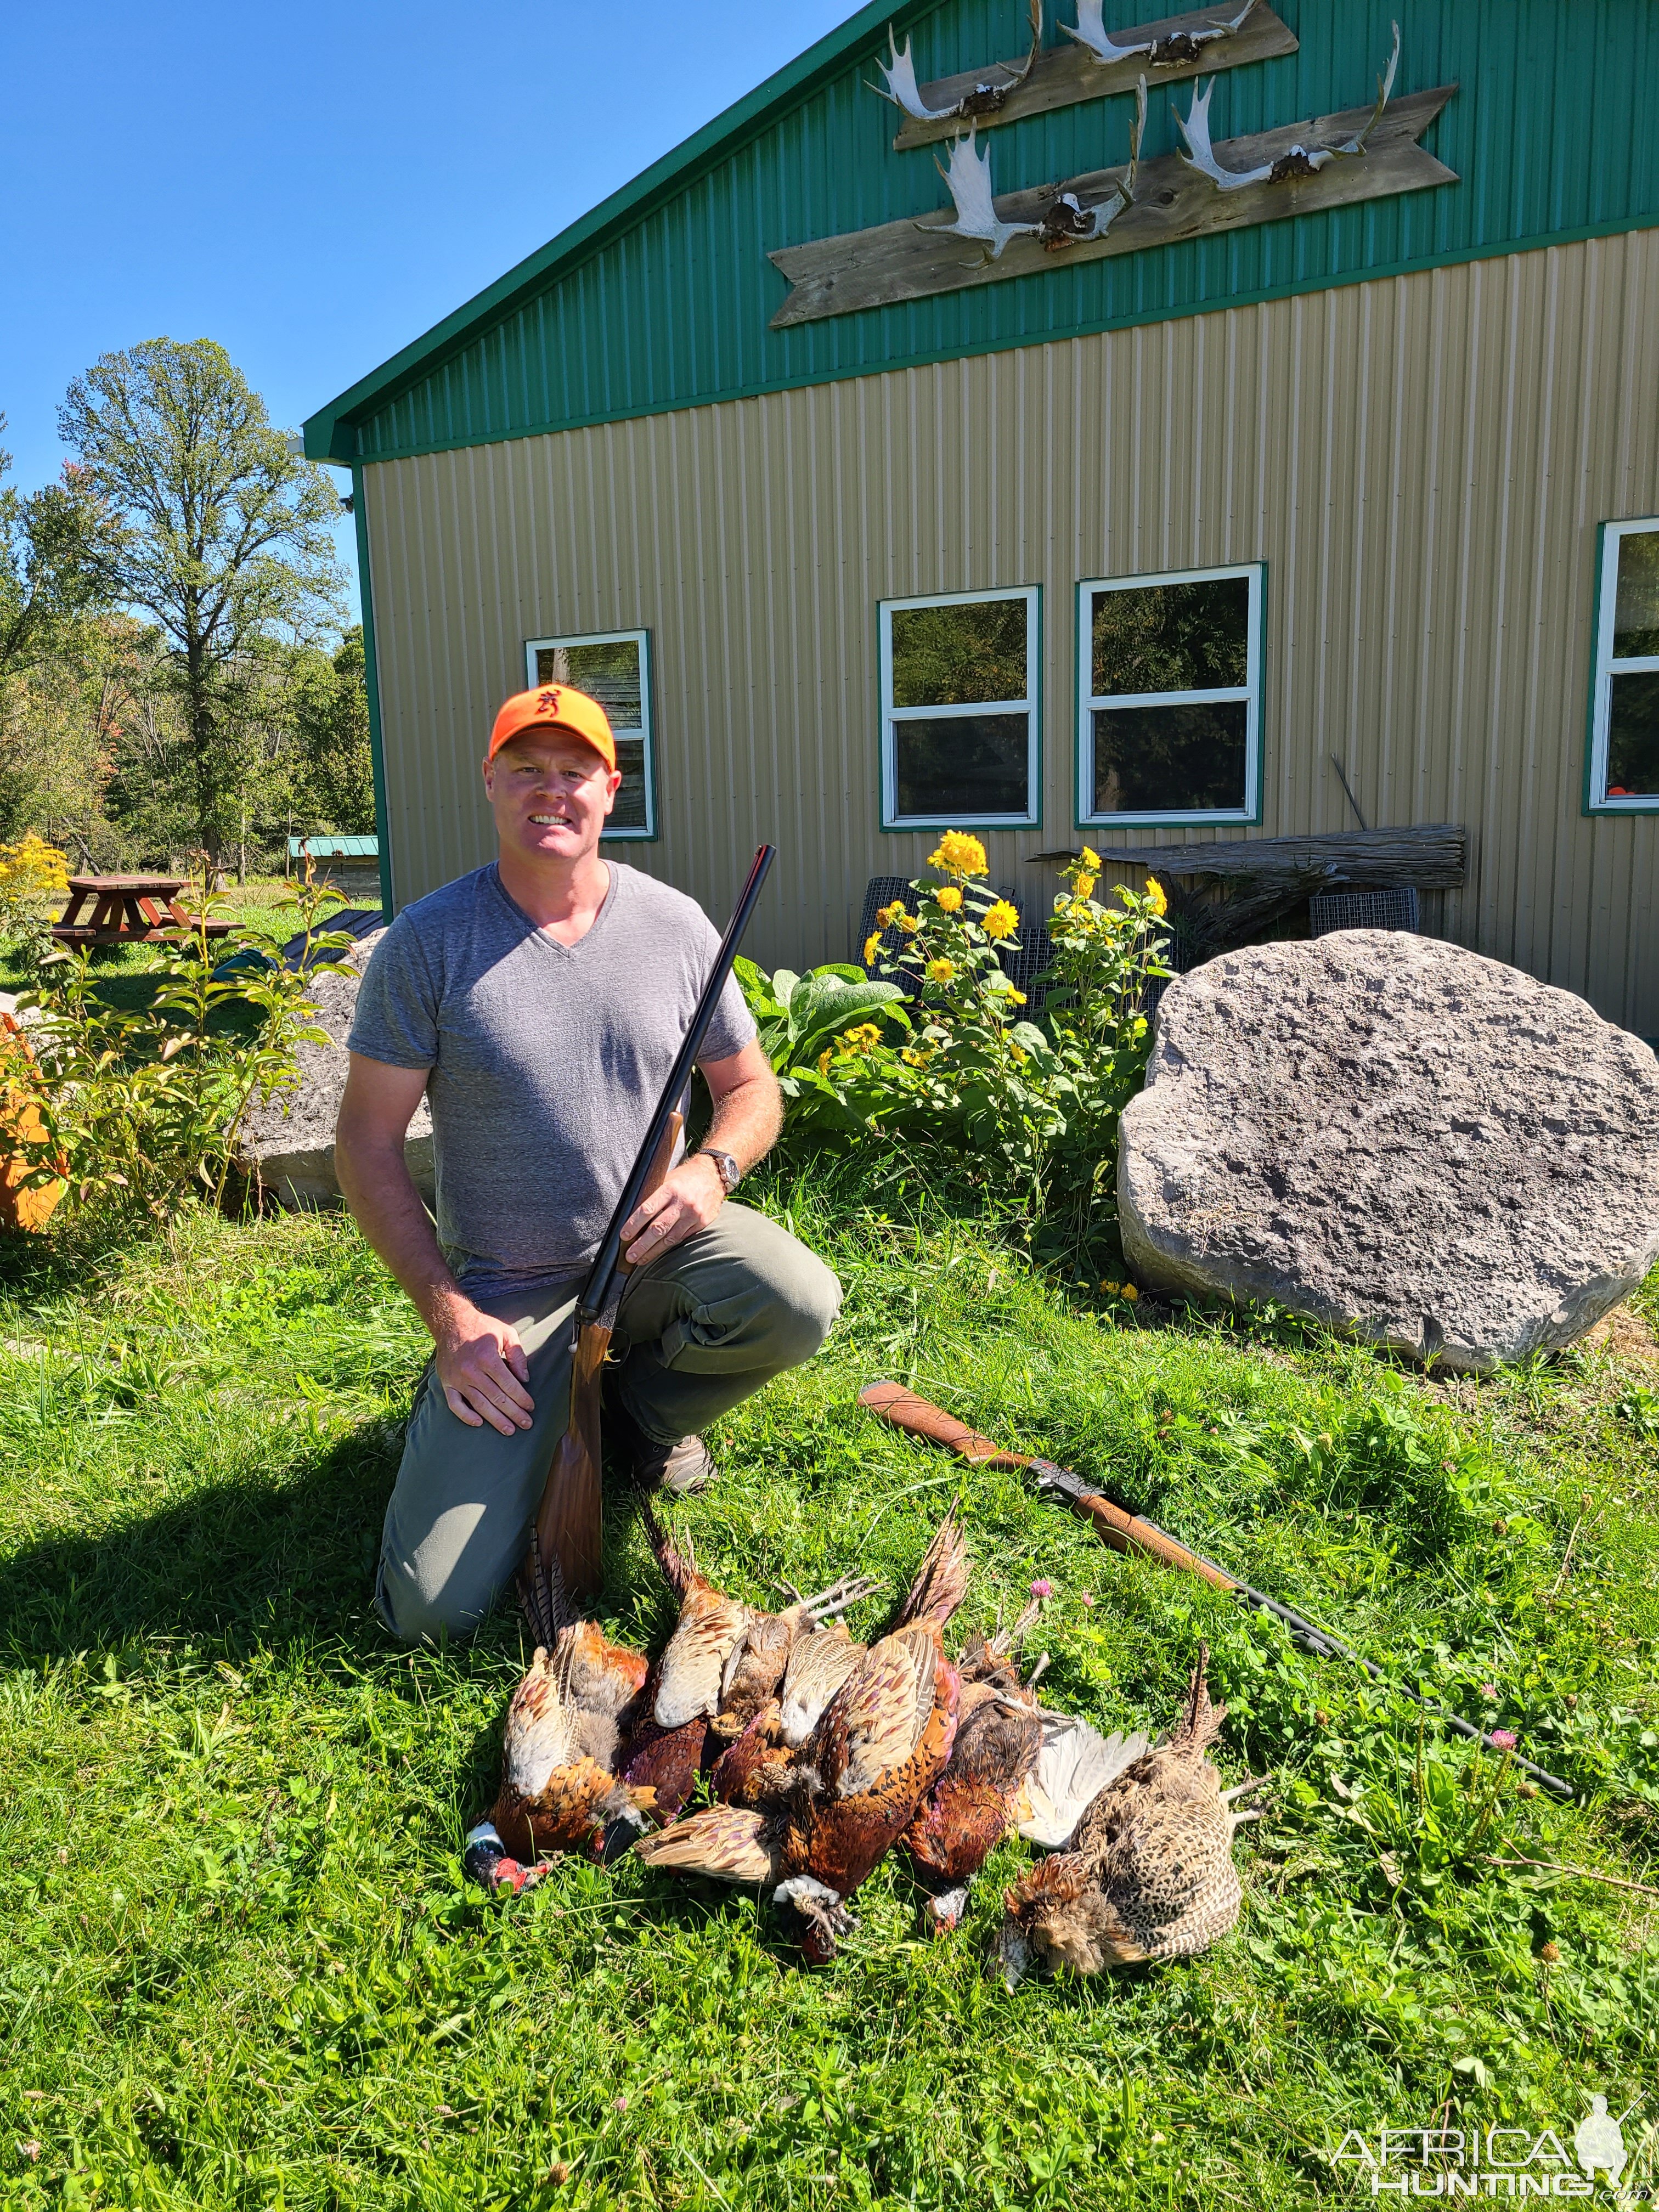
[532,844,777,1597]
[578,843,777,1328]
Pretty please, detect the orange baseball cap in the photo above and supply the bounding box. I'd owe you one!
[488,682,617,771]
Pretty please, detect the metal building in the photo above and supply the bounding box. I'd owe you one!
[304,0,1659,1034]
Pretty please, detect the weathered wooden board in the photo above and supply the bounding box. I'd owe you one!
[891,3,1298,151]
[772,86,1457,328]
[1031,825,1469,887]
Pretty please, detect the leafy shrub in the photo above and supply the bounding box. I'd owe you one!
[737,836,1168,1261]
[18,876,350,1220]
[0,831,70,972]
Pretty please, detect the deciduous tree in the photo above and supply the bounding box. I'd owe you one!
[58,340,345,861]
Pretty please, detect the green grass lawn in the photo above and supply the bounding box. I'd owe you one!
[2,1177,1657,2209]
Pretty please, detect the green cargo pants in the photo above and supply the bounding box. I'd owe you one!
[374,1203,842,1642]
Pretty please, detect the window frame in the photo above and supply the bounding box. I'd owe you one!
[1074,561,1265,830]
[1584,517,1659,817]
[877,584,1042,832]
[523,625,658,842]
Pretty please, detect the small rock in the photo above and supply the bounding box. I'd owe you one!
[237,930,433,1211]
[1117,933,1659,1373]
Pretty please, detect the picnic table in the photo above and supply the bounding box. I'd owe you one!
[51,874,233,949]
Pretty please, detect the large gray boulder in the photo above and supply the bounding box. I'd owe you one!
[238,930,434,1211]
[1118,932,1659,1372]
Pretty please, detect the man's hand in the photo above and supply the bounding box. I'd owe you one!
[622,1153,726,1268]
[432,1296,535,1434]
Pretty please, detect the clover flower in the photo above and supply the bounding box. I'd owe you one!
[1030,1578,1053,1599]
[1489,1729,1517,1751]
[980,898,1019,942]
[928,831,989,878]
[1480,1683,1498,1702]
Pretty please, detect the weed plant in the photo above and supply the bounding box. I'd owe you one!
[1,1176,1656,2208]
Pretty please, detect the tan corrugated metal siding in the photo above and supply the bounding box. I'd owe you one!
[363,228,1659,1034]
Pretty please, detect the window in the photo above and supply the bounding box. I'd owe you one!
[879,587,1040,828]
[1588,520,1659,812]
[524,628,656,838]
[1076,564,1263,826]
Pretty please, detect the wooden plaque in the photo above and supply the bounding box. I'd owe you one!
[890,3,1299,150]
[772,86,1457,329]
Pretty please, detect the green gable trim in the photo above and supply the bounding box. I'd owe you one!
[309,0,1659,468]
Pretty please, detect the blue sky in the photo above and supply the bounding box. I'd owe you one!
[2,0,851,609]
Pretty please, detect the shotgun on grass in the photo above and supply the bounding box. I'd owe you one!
[527,844,777,1602]
[857,1380,1575,1798]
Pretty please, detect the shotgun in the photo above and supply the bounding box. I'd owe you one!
[529,844,777,1600]
[857,1381,1574,1798]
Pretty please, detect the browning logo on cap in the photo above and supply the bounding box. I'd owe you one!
[538,688,560,713]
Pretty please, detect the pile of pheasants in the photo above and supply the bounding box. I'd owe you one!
[464,1504,1266,1979]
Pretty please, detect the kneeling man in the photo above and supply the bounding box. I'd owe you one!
[335,681,840,1641]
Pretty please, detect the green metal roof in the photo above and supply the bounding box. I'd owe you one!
[306,0,1659,466]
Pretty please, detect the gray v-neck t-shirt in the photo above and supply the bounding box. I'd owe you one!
[347,861,755,1296]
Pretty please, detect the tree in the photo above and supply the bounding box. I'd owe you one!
[289,625,375,832]
[0,418,123,684]
[58,339,345,861]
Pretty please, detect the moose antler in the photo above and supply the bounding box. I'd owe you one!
[872,2,1043,127]
[1065,0,1255,69]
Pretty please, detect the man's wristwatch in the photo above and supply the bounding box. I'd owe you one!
[697,1147,742,1195]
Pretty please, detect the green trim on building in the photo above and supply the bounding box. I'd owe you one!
[308,0,1659,470]
[350,462,394,918]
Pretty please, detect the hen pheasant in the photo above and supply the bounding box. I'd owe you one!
[635,1509,970,1961]
[465,1548,654,1891]
[998,1644,1266,1984]
[619,1496,877,1822]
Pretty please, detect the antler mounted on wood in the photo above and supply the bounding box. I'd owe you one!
[872,1,1043,131]
[773,82,1456,328]
[888,1,1296,151]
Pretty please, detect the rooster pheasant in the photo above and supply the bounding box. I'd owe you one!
[620,1496,878,1822]
[464,1548,655,1889]
[998,1645,1266,1984]
[635,1509,970,1960]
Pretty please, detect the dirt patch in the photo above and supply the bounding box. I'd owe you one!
[1583,1303,1659,1370]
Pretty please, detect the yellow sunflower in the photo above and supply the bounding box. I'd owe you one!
[980,899,1019,942]
[1080,845,1101,871]
[934,885,962,913]
[1074,872,1097,901]
[1145,876,1167,918]
[928,831,989,878]
[862,932,881,967]
[926,957,956,984]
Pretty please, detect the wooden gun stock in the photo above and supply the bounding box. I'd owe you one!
[534,1112,681,1596]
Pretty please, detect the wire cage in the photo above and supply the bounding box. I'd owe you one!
[1308,886,1421,936]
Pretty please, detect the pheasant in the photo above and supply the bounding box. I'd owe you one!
[635,1509,970,1961]
[998,1644,1267,1985]
[619,1495,878,1822]
[464,1548,654,1889]
[901,1604,1049,1933]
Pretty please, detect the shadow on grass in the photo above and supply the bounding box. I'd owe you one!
[0,1411,676,1673]
[0,1423,402,1663]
